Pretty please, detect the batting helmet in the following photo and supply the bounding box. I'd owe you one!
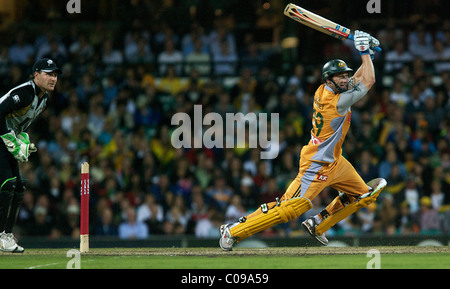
[322,59,353,81]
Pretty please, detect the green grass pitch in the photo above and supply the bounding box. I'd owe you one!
[1,247,448,269]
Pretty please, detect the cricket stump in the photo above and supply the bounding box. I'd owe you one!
[80,162,89,253]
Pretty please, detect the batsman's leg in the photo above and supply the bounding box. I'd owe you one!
[315,178,387,235]
[302,156,369,245]
[220,196,312,251]
[220,176,314,251]
[231,197,312,240]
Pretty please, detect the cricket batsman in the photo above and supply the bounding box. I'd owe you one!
[0,58,61,252]
[220,30,387,250]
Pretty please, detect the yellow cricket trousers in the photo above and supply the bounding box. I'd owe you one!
[245,155,369,220]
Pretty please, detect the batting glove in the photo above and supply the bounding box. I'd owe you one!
[370,36,380,49]
[354,30,371,55]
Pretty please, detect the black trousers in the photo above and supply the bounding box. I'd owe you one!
[0,142,23,233]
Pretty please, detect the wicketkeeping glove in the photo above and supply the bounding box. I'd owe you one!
[1,131,37,162]
[17,132,37,155]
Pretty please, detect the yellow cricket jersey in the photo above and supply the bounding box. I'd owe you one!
[300,84,352,164]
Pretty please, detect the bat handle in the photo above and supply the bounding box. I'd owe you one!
[347,34,382,52]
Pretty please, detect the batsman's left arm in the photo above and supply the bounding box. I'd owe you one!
[356,54,375,91]
[352,54,375,88]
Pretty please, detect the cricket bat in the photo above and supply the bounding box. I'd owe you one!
[284,3,381,51]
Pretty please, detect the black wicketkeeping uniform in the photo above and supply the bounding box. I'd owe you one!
[0,79,48,233]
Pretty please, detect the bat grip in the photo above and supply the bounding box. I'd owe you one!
[348,34,382,52]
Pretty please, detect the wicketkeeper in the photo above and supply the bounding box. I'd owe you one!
[0,58,61,252]
[220,31,386,250]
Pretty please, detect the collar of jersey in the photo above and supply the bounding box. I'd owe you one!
[324,84,336,93]
[31,80,45,97]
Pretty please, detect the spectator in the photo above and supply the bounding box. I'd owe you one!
[430,179,446,211]
[212,40,238,76]
[96,207,118,236]
[190,185,209,223]
[238,173,260,210]
[157,39,183,76]
[165,195,190,233]
[357,203,377,234]
[184,38,211,75]
[378,149,407,180]
[157,65,186,95]
[153,24,179,56]
[68,34,94,65]
[396,201,414,235]
[181,23,209,57]
[29,206,53,236]
[209,24,236,58]
[16,190,35,232]
[384,40,413,73]
[260,177,282,204]
[254,66,280,109]
[8,31,35,65]
[195,207,223,238]
[404,84,424,115]
[118,207,149,239]
[137,193,164,234]
[101,39,124,66]
[356,150,379,182]
[126,37,153,65]
[240,41,263,75]
[390,78,409,106]
[408,23,434,57]
[424,39,450,73]
[400,175,421,214]
[225,195,246,224]
[286,64,307,103]
[206,175,233,211]
[38,38,67,65]
[379,194,398,234]
[416,196,441,235]
[137,193,164,224]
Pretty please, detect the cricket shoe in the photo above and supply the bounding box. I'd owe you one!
[0,231,25,253]
[301,217,328,246]
[219,224,236,251]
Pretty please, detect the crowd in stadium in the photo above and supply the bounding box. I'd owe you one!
[0,0,449,240]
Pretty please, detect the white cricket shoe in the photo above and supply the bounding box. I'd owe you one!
[219,224,236,251]
[0,231,25,253]
[301,217,328,246]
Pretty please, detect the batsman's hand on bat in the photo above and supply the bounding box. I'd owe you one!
[354,30,380,59]
[369,34,380,59]
[1,131,37,162]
